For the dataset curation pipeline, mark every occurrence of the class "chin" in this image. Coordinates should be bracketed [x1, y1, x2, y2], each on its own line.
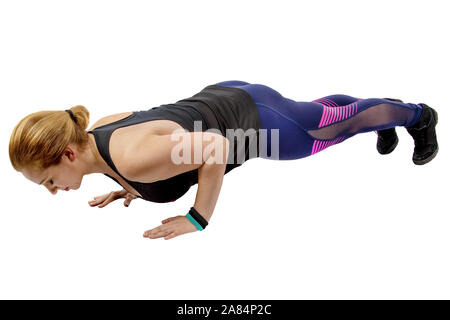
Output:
[75, 177, 83, 190]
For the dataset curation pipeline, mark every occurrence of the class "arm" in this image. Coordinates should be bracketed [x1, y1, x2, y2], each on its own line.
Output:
[192, 135, 229, 222]
[119, 130, 230, 239]
[151, 132, 230, 239]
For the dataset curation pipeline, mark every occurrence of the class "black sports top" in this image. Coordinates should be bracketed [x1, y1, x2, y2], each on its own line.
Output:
[87, 84, 261, 203]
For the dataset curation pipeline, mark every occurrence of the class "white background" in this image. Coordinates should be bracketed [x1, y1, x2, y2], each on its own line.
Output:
[1, 0, 448, 299]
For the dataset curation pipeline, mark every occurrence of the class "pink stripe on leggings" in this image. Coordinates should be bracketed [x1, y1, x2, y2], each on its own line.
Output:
[322, 98, 340, 108]
[316, 100, 359, 128]
[311, 136, 346, 155]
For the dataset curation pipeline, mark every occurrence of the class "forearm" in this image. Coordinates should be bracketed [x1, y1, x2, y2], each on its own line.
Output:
[193, 160, 227, 222]
[193, 137, 229, 222]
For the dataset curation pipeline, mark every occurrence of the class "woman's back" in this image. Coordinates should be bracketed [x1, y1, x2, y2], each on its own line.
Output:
[86, 84, 261, 203]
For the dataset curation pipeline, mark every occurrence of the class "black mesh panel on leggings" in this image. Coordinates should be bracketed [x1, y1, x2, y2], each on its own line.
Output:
[307, 102, 418, 140]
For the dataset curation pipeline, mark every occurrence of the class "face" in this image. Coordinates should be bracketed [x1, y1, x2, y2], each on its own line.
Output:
[21, 146, 84, 195]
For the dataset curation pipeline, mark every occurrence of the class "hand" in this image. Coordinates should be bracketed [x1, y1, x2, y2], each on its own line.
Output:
[88, 189, 137, 208]
[143, 215, 199, 240]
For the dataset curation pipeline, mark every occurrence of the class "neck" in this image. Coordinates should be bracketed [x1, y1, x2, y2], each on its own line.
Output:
[80, 133, 110, 175]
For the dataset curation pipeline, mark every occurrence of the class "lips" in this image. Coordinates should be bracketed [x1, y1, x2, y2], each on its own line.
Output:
[64, 187, 69, 191]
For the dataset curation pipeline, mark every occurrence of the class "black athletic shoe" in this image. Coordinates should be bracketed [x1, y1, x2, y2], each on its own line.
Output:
[377, 127, 399, 154]
[375, 98, 402, 155]
[406, 103, 439, 165]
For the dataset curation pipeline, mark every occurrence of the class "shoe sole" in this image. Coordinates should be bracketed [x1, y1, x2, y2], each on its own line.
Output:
[378, 137, 399, 155]
[412, 105, 439, 165]
[413, 145, 439, 165]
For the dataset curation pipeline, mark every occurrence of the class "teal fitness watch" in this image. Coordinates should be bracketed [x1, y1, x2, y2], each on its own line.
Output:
[186, 207, 208, 231]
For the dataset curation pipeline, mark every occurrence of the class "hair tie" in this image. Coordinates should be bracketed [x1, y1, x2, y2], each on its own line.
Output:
[65, 109, 78, 124]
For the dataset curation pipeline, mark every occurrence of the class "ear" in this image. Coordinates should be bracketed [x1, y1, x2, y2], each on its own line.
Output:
[62, 145, 76, 162]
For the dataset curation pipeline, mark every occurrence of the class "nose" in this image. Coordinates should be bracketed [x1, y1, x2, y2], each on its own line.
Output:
[44, 185, 58, 195]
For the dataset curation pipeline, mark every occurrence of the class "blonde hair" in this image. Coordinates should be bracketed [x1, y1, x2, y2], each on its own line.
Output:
[9, 105, 90, 171]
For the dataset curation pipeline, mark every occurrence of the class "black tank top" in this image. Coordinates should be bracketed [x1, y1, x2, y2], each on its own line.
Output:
[87, 84, 261, 203]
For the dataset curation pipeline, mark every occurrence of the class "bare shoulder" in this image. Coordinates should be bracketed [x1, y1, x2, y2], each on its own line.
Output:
[112, 133, 161, 182]
[117, 132, 228, 183]
[87, 112, 133, 131]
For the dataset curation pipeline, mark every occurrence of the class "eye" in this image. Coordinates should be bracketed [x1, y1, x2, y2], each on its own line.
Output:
[49, 179, 53, 185]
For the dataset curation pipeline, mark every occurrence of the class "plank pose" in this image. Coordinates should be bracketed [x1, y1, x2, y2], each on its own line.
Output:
[9, 80, 439, 239]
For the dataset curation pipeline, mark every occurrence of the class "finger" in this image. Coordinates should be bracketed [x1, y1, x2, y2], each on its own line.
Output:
[149, 227, 169, 238]
[124, 198, 132, 207]
[161, 217, 176, 224]
[97, 192, 118, 208]
[88, 193, 110, 206]
[89, 198, 104, 206]
[117, 189, 128, 197]
[164, 232, 177, 240]
[96, 193, 110, 201]
[88, 197, 101, 206]
[144, 226, 168, 238]
[143, 228, 158, 237]
[149, 230, 171, 239]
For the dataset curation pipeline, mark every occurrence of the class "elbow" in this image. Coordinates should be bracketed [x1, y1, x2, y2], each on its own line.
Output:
[205, 136, 229, 166]
[223, 137, 230, 164]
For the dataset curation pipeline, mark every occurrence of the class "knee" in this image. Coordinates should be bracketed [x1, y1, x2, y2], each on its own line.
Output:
[317, 94, 360, 106]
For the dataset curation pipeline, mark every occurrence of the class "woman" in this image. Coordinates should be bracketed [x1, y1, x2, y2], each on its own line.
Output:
[9, 80, 439, 240]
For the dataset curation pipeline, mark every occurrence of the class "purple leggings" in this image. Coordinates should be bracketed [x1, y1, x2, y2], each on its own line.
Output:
[215, 80, 422, 160]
